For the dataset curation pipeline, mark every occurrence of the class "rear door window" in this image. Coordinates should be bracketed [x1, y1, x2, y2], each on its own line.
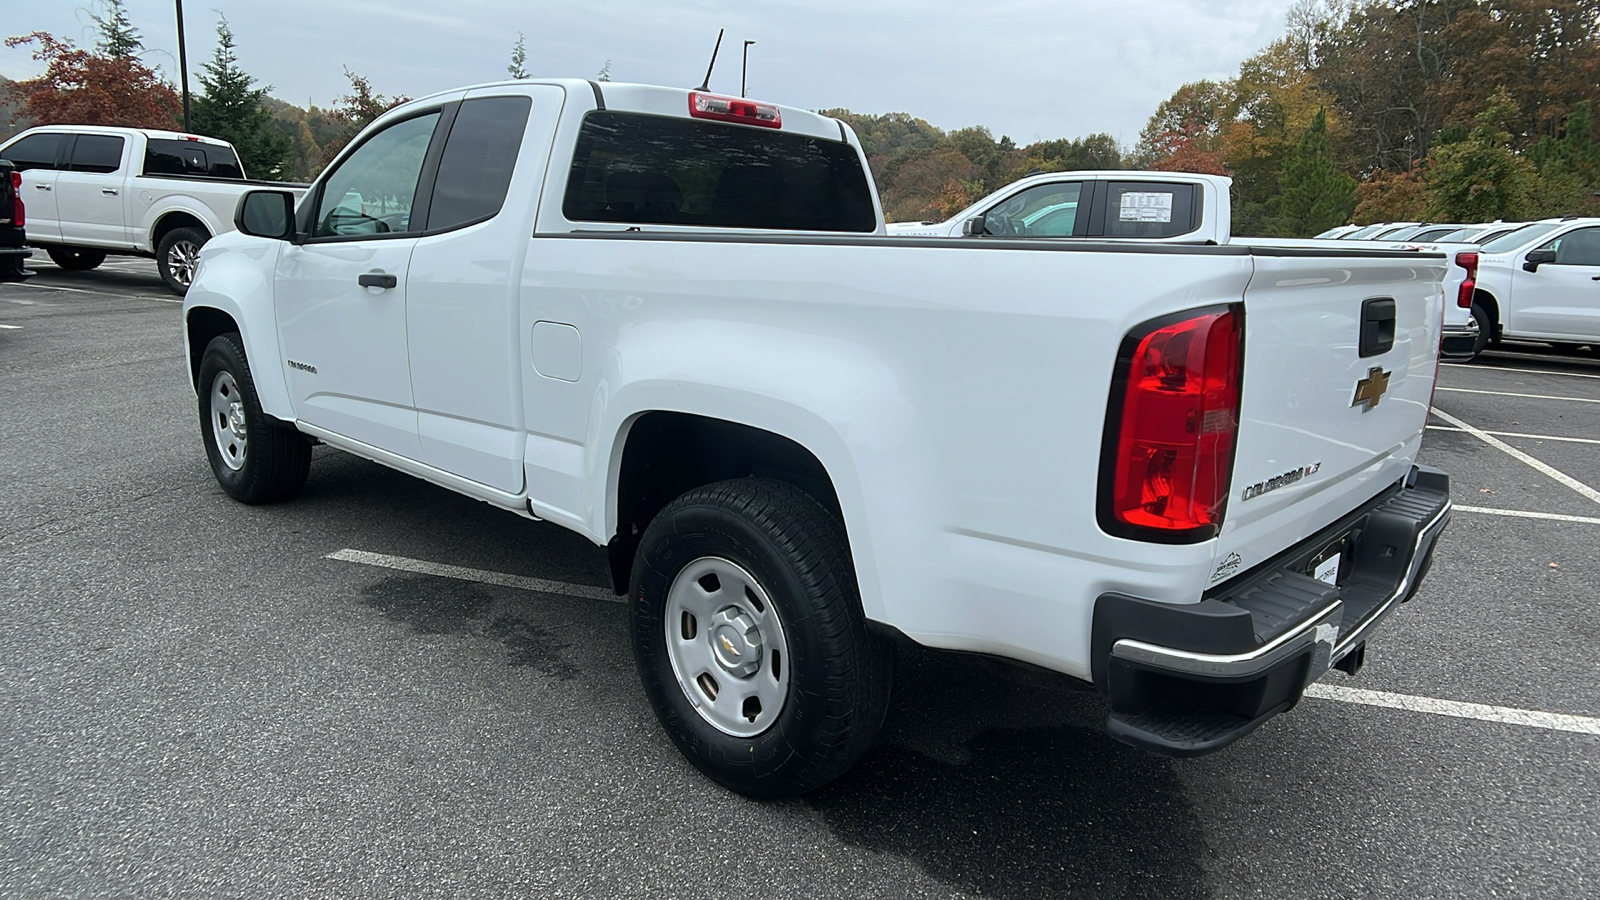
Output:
[426, 96, 532, 231]
[1097, 182, 1199, 238]
[1543, 227, 1600, 267]
[144, 139, 209, 176]
[1, 133, 67, 171]
[68, 134, 126, 173]
[562, 112, 876, 232]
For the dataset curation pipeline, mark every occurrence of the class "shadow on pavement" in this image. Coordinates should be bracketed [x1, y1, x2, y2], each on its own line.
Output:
[807, 648, 1210, 900]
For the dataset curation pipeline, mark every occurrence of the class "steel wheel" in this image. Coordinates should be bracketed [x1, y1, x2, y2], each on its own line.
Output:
[664, 555, 791, 738]
[209, 370, 248, 471]
[167, 239, 201, 287]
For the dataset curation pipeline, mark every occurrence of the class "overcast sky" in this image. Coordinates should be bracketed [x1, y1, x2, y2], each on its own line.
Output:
[1, 0, 1300, 147]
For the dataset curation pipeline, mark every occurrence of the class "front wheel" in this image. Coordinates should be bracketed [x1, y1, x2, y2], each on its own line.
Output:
[46, 246, 107, 270]
[631, 478, 892, 799]
[196, 333, 311, 503]
[158, 226, 208, 296]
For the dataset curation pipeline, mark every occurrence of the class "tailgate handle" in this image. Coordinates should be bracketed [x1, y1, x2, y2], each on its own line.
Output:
[1359, 298, 1396, 358]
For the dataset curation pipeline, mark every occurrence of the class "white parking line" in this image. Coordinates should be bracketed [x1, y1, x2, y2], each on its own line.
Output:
[325, 548, 620, 602]
[0, 323, 19, 329]
[8, 280, 97, 294]
[1455, 505, 1600, 525]
[1305, 685, 1600, 736]
[1442, 363, 1600, 380]
[1434, 387, 1600, 404]
[1429, 408, 1600, 505]
[1427, 425, 1600, 446]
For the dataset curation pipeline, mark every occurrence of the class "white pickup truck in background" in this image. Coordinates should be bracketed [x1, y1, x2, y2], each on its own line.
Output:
[0, 126, 308, 295]
[1464, 217, 1600, 357]
[890, 169, 1484, 359]
[184, 79, 1452, 798]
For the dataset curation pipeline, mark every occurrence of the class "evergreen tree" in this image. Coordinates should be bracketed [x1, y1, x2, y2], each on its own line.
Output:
[508, 34, 529, 79]
[1422, 89, 1532, 222]
[191, 16, 292, 179]
[91, 0, 143, 60]
[1271, 109, 1356, 236]
[597, 60, 612, 82]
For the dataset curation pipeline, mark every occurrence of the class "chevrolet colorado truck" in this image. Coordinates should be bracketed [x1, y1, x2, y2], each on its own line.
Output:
[0, 126, 307, 295]
[184, 79, 1453, 798]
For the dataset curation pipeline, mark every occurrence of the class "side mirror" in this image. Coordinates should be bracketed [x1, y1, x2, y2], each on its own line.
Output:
[1523, 248, 1556, 272]
[961, 214, 987, 236]
[235, 190, 297, 241]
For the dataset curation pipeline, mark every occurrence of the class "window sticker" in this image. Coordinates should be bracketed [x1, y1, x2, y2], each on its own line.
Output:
[1119, 191, 1174, 223]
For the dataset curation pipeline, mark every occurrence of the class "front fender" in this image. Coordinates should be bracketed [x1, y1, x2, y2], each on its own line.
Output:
[182, 233, 291, 419]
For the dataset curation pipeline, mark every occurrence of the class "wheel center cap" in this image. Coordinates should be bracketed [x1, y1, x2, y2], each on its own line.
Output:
[228, 403, 246, 438]
[710, 607, 762, 677]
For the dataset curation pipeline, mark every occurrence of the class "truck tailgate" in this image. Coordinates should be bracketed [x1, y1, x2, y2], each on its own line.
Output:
[1211, 250, 1447, 585]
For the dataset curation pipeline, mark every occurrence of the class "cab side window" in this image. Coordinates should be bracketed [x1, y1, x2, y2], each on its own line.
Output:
[982, 182, 1084, 236]
[68, 134, 126, 174]
[1101, 182, 1199, 238]
[1, 133, 66, 171]
[313, 111, 440, 238]
[426, 96, 531, 231]
[1540, 227, 1600, 267]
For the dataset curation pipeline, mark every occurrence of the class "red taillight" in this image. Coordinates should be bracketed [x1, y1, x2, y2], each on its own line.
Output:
[688, 92, 782, 129]
[9, 171, 21, 228]
[1455, 251, 1478, 309]
[1100, 307, 1243, 542]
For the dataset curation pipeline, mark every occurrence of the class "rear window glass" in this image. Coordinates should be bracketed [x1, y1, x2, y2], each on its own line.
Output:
[1482, 223, 1559, 254]
[427, 96, 532, 232]
[144, 139, 244, 178]
[1101, 182, 1198, 238]
[69, 134, 126, 173]
[1, 133, 66, 171]
[562, 111, 876, 232]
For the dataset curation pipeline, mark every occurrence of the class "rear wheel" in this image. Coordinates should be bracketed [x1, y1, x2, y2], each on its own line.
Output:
[158, 226, 208, 296]
[196, 332, 311, 504]
[46, 246, 107, 270]
[630, 478, 892, 798]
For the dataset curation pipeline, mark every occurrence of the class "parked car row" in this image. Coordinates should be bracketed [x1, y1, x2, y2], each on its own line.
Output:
[0, 126, 307, 295]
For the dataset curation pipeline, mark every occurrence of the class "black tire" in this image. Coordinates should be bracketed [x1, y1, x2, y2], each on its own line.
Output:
[1468, 302, 1493, 360]
[631, 477, 892, 799]
[196, 332, 311, 504]
[46, 246, 107, 270]
[157, 226, 209, 296]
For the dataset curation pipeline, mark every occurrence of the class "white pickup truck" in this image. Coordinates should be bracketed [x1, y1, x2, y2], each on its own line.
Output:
[0, 125, 308, 295]
[890, 169, 1484, 359]
[184, 79, 1453, 798]
[1465, 217, 1600, 357]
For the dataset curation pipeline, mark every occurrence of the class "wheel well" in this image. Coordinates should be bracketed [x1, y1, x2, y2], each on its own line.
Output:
[607, 412, 844, 594]
[151, 211, 210, 249]
[186, 306, 239, 388]
[1472, 288, 1500, 333]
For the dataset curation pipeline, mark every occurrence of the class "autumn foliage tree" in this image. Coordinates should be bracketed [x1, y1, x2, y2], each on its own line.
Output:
[320, 68, 411, 164]
[3, 32, 179, 129]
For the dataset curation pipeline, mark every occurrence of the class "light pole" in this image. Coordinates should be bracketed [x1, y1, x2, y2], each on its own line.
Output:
[175, 0, 192, 132]
[741, 40, 754, 97]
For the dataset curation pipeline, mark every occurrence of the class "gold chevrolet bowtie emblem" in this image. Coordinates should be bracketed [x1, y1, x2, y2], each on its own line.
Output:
[719, 635, 741, 657]
[1351, 366, 1391, 411]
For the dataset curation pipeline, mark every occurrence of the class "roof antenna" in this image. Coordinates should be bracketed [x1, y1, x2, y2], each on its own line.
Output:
[695, 28, 725, 92]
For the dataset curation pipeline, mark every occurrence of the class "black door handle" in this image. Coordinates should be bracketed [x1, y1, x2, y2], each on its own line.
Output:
[358, 273, 397, 289]
[1591, 275, 1599, 281]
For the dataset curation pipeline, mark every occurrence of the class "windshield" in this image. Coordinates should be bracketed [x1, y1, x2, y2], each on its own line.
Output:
[1339, 224, 1387, 239]
[1481, 223, 1560, 254]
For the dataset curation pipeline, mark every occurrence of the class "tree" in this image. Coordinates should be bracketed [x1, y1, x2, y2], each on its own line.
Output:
[508, 33, 529, 79]
[1422, 89, 1533, 221]
[90, 0, 142, 60]
[597, 60, 612, 82]
[1271, 108, 1357, 235]
[3, 32, 178, 128]
[192, 16, 292, 179]
[322, 69, 411, 164]
[1352, 168, 1428, 223]
[1134, 80, 1233, 173]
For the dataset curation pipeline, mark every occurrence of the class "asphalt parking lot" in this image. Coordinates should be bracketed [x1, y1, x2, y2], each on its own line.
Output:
[3, 256, 1596, 899]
